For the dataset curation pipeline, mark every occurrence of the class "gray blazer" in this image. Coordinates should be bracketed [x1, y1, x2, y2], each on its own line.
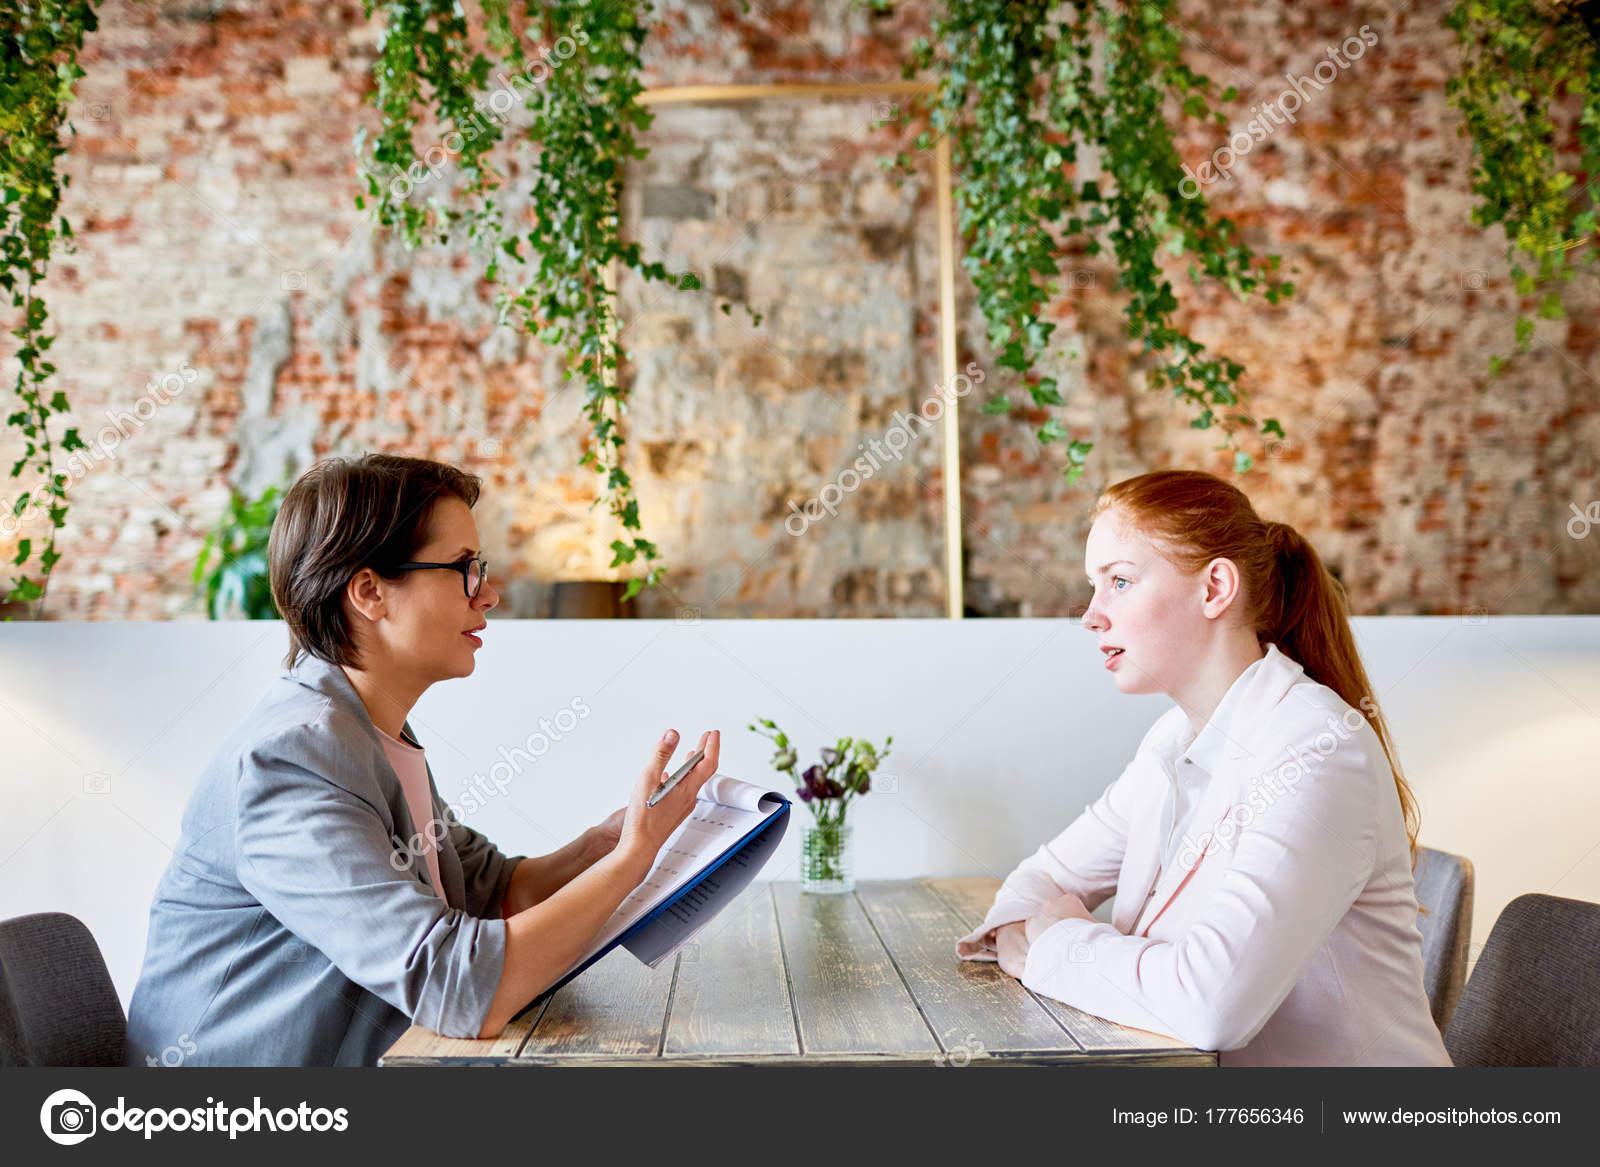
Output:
[125, 651, 525, 1066]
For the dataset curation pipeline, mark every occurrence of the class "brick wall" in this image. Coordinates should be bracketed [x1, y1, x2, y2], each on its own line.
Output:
[3, 0, 1596, 619]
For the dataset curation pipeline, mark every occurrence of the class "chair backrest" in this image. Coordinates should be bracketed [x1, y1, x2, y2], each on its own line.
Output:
[1412, 846, 1473, 1033]
[1445, 893, 1600, 1067]
[0, 913, 127, 1067]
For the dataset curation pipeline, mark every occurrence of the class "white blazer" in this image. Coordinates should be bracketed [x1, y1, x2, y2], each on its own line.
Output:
[956, 643, 1453, 1066]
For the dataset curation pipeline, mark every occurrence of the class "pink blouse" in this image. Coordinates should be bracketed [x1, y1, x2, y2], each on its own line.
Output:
[376, 725, 446, 902]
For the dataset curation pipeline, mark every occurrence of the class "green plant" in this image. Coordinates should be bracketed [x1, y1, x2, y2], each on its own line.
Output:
[895, 0, 1290, 478]
[2, 0, 96, 609]
[355, 0, 712, 600]
[358, 0, 1292, 592]
[192, 484, 283, 620]
[750, 717, 892, 826]
[1446, 0, 1599, 372]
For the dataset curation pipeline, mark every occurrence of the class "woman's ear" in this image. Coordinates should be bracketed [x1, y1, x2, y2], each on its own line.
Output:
[345, 567, 388, 623]
[1199, 557, 1242, 620]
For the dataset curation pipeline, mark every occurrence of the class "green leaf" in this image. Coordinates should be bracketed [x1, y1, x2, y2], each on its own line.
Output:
[1028, 378, 1063, 407]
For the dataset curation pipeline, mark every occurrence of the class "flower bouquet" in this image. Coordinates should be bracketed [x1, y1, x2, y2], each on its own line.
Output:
[750, 717, 892, 894]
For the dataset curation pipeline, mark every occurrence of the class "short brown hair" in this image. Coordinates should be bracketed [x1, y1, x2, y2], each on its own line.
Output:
[268, 453, 481, 670]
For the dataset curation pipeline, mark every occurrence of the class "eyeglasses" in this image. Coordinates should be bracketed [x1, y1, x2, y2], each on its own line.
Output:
[391, 555, 489, 599]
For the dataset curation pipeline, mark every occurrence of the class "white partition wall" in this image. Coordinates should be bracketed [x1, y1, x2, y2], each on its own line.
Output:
[3, 616, 1598, 1009]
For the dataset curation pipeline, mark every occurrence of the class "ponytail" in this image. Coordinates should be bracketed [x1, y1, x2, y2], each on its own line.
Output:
[1095, 471, 1421, 869]
[1264, 522, 1420, 869]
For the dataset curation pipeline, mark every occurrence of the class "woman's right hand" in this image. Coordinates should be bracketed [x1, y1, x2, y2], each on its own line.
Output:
[615, 729, 721, 870]
[995, 921, 1030, 979]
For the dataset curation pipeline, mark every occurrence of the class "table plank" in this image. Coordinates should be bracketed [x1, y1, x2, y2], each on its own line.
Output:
[926, 876, 1199, 1053]
[855, 880, 1079, 1058]
[518, 944, 677, 1059]
[382, 880, 1215, 1066]
[378, 1003, 543, 1065]
[663, 884, 799, 1057]
[772, 882, 938, 1056]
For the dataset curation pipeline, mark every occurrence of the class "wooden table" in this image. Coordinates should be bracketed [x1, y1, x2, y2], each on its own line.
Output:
[380, 877, 1217, 1067]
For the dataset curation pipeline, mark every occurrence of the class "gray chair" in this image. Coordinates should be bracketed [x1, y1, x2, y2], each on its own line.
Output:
[0, 912, 127, 1067]
[1413, 845, 1473, 1032]
[1444, 893, 1600, 1067]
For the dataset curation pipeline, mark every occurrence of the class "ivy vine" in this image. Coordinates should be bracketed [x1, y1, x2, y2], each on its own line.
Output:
[896, 0, 1289, 479]
[12, 3, 1591, 612]
[1446, 0, 1599, 372]
[356, 0, 704, 599]
[2, 0, 95, 609]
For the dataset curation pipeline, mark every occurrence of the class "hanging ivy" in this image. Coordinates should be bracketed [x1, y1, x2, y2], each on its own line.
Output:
[359, 0, 1292, 591]
[2, 0, 96, 610]
[356, 0, 703, 599]
[1446, 0, 1599, 373]
[896, 0, 1289, 479]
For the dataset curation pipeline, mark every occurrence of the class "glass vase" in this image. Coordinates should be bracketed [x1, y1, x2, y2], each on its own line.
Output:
[799, 818, 854, 894]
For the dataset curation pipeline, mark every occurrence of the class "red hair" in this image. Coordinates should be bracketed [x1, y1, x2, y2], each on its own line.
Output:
[1094, 469, 1420, 868]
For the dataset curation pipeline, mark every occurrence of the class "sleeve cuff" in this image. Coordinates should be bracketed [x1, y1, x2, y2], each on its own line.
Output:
[1019, 918, 1186, 1043]
[954, 898, 1039, 961]
[1020, 916, 1113, 983]
[413, 913, 511, 1039]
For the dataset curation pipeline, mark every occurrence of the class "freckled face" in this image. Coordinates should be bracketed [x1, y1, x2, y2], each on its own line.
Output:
[1081, 509, 1211, 698]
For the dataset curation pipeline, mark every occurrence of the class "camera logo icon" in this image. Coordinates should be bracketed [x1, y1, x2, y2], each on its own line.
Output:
[40, 1088, 97, 1145]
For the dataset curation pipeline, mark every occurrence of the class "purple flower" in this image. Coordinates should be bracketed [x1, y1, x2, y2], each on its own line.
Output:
[798, 764, 823, 801]
[820, 747, 840, 767]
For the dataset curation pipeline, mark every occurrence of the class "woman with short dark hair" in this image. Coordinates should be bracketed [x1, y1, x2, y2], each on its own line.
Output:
[126, 453, 719, 1066]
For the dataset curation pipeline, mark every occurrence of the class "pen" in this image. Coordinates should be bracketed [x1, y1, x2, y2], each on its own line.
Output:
[645, 745, 706, 808]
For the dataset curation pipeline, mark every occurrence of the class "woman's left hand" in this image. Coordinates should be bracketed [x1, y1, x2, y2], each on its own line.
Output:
[1024, 892, 1094, 944]
[584, 808, 626, 864]
[500, 810, 630, 919]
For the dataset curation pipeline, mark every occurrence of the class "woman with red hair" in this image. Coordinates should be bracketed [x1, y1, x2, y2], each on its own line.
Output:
[957, 468, 1451, 1066]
